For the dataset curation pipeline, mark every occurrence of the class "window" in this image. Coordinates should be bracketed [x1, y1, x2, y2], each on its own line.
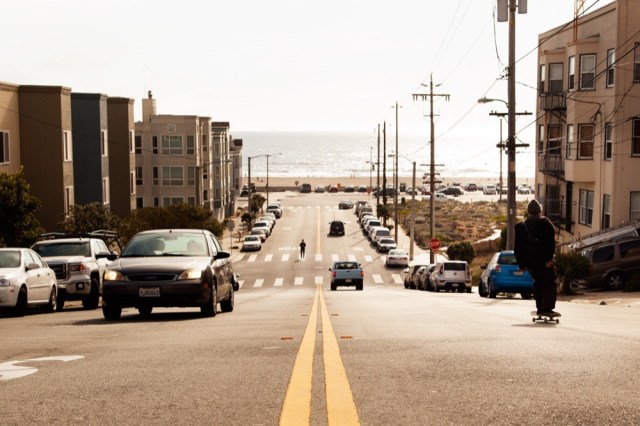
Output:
[580, 54, 596, 90]
[187, 197, 196, 205]
[632, 192, 640, 221]
[579, 189, 594, 226]
[153, 197, 159, 207]
[619, 239, 640, 258]
[602, 194, 611, 229]
[568, 56, 575, 90]
[549, 63, 563, 94]
[634, 43, 640, 83]
[604, 122, 612, 160]
[162, 166, 184, 186]
[566, 124, 574, 159]
[136, 197, 143, 208]
[161, 135, 183, 155]
[101, 131, 108, 157]
[592, 245, 614, 263]
[130, 171, 136, 195]
[152, 136, 158, 154]
[136, 166, 143, 186]
[203, 190, 208, 201]
[538, 125, 544, 154]
[606, 49, 615, 87]
[135, 135, 142, 154]
[129, 131, 135, 153]
[187, 166, 195, 186]
[547, 124, 562, 155]
[187, 135, 195, 155]
[539, 64, 546, 95]
[64, 186, 74, 215]
[162, 197, 183, 207]
[633, 119, 640, 156]
[167, 124, 176, 133]
[578, 124, 594, 159]
[0, 131, 9, 163]
[63, 131, 72, 161]
[153, 167, 159, 185]
[102, 178, 110, 204]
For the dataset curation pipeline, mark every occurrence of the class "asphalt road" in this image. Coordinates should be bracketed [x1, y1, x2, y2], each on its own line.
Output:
[2, 191, 640, 425]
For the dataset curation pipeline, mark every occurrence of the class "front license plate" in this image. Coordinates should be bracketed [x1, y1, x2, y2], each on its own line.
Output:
[139, 287, 160, 297]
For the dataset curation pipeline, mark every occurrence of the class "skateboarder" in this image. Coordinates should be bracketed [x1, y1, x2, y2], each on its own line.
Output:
[299, 239, 306, 259]
[514, 200, 560, 318]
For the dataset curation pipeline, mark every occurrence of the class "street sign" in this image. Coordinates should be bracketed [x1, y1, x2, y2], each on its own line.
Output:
[429, 238, 441, 250]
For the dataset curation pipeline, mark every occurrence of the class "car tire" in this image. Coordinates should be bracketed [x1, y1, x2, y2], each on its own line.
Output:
[604, 272, 624, 290]
[45, 287, 57, 313]
[478, 281, 488, 297]
[83, 277, 100, 310]
[356, 281, 363, 291]
[220, 284, 234, 313]
[201, 283, 217, 317]
[56, 294, 66, 311]
[102, 301, 122, 320]
[488, 281, 497, 298]
[521, 293, 533, 300]
[331, 283, 337, 291]
[404, 281, 409, 289]
[12, 286, 28, 317]
[138, 306, 153, 317]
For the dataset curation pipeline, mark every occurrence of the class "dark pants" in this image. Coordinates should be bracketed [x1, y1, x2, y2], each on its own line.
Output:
[528, 263, 557, 312]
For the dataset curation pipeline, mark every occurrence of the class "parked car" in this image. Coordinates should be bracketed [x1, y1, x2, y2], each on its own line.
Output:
[315, 185, 326, 193]
[517, 185, 532, 194]
[101, 229, 236, 320]
[416, 264, 436, 291]
[370, 227, 391, 244]
[31, 231, 117, 311]
[266, 203, 282, 218]
[465, 183, 478, 192]
[0, 248, 58, 316]
[345, 185, 355, 193]
[438, 186, 464, 197]
[385, 249, 408, 267]
[404, 263, 429, 289]
[355, 201, 369, 214]
[329, 261, 364, 291]
[250, 229, 267, 242]
[252, 221, 272, 237]
[429, 260, 472, 293]
[377, 238, 398, 253]
[483, 184, 497, 195]
[329, 220, 345, 236]
[241, 235, 262, 252]
[357, 186, 368, 193]
[328, 185, 339, 193]
[300, 183, 312, 193]
[339, 200, 354, 209]
[478, 251, 534, 299]
[581, 237, 640, 290]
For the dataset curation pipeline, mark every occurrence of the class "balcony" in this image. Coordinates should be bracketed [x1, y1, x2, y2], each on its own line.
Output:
[540, 93, 566, 111]
[544, 197, 572, 232]
[538, 154, 564, 178]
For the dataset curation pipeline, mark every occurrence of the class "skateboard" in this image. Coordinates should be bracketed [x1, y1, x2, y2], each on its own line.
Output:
[530, 311, 560, 324]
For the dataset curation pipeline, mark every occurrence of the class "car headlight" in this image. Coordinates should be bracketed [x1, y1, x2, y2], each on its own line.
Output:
[103, 270, 125, 281]
[0, 277, 10, 287]
[69, 263, 86, 273]
[178, 269, 202, 280]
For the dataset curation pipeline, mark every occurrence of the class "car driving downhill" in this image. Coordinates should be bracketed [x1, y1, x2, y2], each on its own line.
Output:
[329, 261, 364, 291]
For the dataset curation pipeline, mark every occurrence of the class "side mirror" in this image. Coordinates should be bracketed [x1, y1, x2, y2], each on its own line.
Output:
[215, 251, 231, 260]
[26, 262, 40, 271]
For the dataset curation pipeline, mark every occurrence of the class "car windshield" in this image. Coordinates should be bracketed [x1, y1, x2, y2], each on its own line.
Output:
[0, 250, 21, 268]
[335, 262, 358, 270]
[497, 254, 518, 265]
[388, 250, 404, 256]
[121, 232, 208, 257]
[33, 241, 91, 257]
[444, 262, 467, 271]
[245, 236, 259, 242]
[380, 239, 395, 244]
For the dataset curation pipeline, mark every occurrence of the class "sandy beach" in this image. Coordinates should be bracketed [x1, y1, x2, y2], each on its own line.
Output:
[244, 175, 536, 190]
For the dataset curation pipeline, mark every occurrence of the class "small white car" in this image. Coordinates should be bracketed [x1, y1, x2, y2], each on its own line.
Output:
[0, 248, 58, 316]
[241, 235, 262, 252]
[252, 221, 272, 237]
[385, 249, 409, 267]
[377, 238, 397, 253]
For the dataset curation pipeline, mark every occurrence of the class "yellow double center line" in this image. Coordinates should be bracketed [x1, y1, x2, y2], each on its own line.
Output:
[280, 285, 360, 426]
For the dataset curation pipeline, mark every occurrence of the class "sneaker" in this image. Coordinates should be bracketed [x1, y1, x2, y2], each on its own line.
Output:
[548, 310, 561, 318]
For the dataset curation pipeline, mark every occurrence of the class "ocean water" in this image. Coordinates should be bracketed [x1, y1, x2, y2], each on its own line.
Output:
[234, 131, 535, 179]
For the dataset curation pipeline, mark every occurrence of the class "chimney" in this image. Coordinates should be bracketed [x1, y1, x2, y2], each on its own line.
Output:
[142, 90, 157, 122]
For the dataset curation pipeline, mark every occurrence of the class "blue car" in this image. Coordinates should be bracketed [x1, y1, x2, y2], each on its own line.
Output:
[479, 251, 534, 299]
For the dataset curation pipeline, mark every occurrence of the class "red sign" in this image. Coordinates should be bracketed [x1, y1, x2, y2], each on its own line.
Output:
[429, 238, 441, 250]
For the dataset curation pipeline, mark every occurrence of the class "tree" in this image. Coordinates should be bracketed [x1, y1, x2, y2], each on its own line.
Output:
[554, 250, 591, 295]
[58, 202, 121, 234]
[0, 170, 43, 247]
[249, 193, 266, 218]
[377, 204, 390, 227]
[447, 241, 476, 264]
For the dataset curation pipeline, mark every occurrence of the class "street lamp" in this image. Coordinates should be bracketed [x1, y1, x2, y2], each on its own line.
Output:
[478, 97, 508, 202]
[265, 153, 281, 207]
[247, 153, 280, 214]
[395, 154, 417, 260]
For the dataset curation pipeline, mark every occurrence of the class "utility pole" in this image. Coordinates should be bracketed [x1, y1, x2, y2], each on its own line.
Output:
[376, 124, 380, 206]
[392, 101, 402, 242]
[413, 74, 450, 263]
[410, 161, 416, 261]
[383, 121, 387, 207]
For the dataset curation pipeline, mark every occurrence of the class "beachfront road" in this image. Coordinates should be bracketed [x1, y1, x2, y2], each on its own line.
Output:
[2, 192, 640, 425]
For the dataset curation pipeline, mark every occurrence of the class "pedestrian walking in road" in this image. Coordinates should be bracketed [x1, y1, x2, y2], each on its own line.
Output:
[299, 239, 306, 259]
[514, 200, 559, 317]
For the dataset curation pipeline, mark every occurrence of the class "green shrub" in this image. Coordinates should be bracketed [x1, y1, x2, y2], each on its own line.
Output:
[446, 240, 476, 264]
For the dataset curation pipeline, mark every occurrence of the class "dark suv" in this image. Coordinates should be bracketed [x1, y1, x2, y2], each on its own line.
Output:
[438, 186, 464, 197]
[329, 220, 345, 236]
[581, 237, 640, 290]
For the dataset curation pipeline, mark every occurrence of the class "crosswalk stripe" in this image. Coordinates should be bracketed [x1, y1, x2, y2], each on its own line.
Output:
[248, 254, 257, 262]
[253, 279, 264, 288]
[238, 279, 245, 289]
[315, 253, 322, 261]
[315, 276, 323, 284]
[372, 274, 383, 283]
[274, 278, 284, 287]
[282, 254, 290, 262]
[348, 254, 356, 262]
[332, 254, 339, 262]
[294, 277, 303, 285]
[233, 254, 245, 262]
[392, 274, 403, 284]
[265, 254, 273, 262]
[364, 255, 373, 263]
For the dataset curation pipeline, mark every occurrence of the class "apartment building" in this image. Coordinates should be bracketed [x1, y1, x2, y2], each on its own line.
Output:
[134, 93, 237, 220]
[0, 82, 21, 175]
[536, 0, 640, 245]
[19, 85, 74, 232]
[107, 97, 136, 216]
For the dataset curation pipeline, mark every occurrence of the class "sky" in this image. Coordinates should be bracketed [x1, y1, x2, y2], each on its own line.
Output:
[3, 0, 614, 147]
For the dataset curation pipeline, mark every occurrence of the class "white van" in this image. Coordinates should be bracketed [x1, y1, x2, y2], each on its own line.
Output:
[429, 260, 471, 293]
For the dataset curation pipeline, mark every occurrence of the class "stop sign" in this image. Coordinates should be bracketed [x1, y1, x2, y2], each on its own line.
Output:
[429, 238, 441, 250]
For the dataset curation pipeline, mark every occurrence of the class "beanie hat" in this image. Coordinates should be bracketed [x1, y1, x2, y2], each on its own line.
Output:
[527, 199, 542, 216]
